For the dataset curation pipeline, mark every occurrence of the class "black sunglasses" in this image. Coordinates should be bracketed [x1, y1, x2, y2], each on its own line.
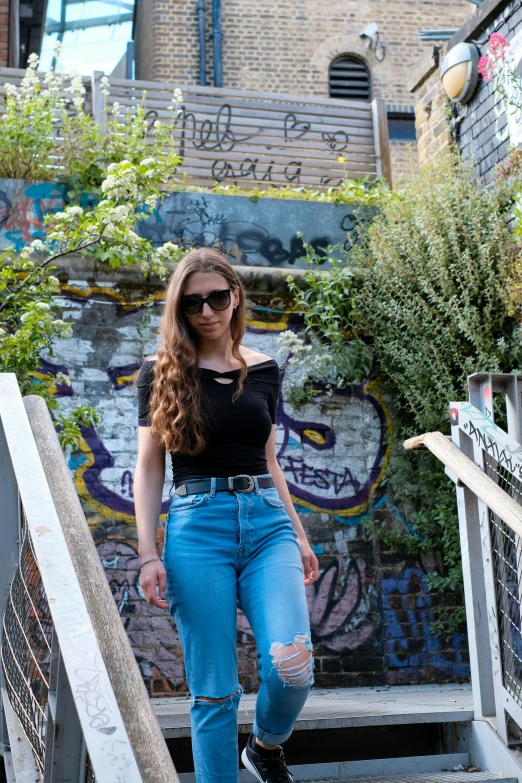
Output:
[181, 288, 233, 315]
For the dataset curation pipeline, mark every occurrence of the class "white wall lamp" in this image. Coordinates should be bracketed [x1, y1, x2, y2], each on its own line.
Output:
[440, 42, 480, 103]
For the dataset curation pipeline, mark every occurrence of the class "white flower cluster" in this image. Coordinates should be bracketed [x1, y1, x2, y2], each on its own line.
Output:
[20, 301, 52, 322]
[167, 87, 184, 115]
[68, 74, 86, 112]
[101, 161, 139, 201]
[55, 371, 71, 386]
[100, 75, 110, 97]
[277, 329, 341, 390]
[155, 241, 180, 258]
[4, 41, 66, 106]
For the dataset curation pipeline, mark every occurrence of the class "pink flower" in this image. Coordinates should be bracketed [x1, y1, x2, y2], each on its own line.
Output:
[489, 32, 510, 61]
[478, 55, 495, 81]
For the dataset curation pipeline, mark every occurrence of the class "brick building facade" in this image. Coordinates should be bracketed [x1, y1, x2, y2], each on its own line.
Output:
[134, 0, 473, 184]
[411, 0, 522, 182]
[0, 0, 9, 67]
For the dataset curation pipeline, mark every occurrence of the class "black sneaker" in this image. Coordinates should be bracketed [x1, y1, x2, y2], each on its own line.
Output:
[241, 732, 294, 783]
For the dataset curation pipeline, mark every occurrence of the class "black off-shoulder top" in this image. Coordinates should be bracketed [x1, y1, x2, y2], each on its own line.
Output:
[136, 358, 281, 482]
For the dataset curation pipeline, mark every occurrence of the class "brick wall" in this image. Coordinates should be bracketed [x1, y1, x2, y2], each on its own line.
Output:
[0, 0, 9, 67]
[411, 48, 452, 169]
[458, 1, 522, 182]
[389, 140, 418, 184]
[411, 1, 522, 181]
[135, 0, 472, 185]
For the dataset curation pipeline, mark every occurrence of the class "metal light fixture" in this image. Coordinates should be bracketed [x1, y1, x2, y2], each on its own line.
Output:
[440, 42, 480, 103]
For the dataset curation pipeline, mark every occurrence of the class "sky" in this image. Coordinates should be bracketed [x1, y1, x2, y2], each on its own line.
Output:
[39, 0, 134, 76]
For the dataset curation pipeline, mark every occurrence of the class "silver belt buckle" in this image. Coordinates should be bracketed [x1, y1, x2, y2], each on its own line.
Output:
[228, 474, 255, 493]
[174, 484, 187, 496]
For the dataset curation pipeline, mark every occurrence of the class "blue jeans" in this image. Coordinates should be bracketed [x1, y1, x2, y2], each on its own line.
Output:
[163, 472, 314, 783]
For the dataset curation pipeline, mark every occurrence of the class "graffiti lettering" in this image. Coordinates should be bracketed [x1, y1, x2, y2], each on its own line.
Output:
[180, 103, 256, 155]
[260, 234, 329, 266]
[284, 113, 311, 141]
[211, 157, 302, 184]
[321, 130, 349, 152]
[468, 420, 516, 473]
[283, 456, 362, 496]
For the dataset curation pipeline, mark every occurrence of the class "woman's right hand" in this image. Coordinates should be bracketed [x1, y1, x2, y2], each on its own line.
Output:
[140, 559, 169, 610]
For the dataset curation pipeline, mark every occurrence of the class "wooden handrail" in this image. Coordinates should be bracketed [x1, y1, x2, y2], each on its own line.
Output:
[23, 394, 178, 783]
[404, 430, 522, 540]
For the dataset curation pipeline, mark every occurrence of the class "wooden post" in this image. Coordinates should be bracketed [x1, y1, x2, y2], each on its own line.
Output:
[371, 97, 392, 187]
[23, 395, 178, 783]
[91, 70, 107, 134]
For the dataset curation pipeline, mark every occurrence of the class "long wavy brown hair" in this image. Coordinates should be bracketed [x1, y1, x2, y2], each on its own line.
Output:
[146, 248, 247, 455]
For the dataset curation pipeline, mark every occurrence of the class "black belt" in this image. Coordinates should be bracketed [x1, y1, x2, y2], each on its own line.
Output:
[173, 474, 274, 496]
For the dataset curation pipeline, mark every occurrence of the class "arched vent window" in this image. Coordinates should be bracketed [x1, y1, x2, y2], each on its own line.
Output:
[329, 56, 371, 102]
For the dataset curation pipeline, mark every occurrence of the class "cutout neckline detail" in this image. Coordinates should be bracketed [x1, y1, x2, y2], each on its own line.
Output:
[198, 358, 275, 377]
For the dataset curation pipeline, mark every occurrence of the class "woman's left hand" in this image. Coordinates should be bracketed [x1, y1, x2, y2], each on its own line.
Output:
[298, 536, 319, 585]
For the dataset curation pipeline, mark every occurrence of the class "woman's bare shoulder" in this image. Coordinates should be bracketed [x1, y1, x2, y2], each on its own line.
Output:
[240, 347, 273, 365]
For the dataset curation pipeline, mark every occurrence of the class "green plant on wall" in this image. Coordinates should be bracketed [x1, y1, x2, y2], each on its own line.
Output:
[277, 238, 372, 407]
[281, 147, 521, 634]
[180, 175, 388, 206]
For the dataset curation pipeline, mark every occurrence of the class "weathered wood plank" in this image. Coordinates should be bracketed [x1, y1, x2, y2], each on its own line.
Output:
[404, 431, 522, 540]
[109, 102, 375, 135]
[107, 75, 375, 112]
[371, 97, 392, 186]
[23, 394, 178, 782]
[107, 88, 373, 122]
[152, 684, 473, 739]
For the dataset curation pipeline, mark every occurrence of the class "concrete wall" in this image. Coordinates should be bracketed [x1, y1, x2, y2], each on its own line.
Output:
[0, 178, 373, 268]
[134, 0, 473, 186]
[2, 178, 470, 695]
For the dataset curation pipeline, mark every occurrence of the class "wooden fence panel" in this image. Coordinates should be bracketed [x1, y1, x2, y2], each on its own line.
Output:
[0, 68, 390, 190]
[102, 75, 381, 189]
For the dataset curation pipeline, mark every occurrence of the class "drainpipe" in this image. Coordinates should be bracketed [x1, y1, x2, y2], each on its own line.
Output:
[212, 0, 223, 87]
[197, 0, 207, 86]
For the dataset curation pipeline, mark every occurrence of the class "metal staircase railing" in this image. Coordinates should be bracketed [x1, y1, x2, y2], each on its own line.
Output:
[0, 373, 178, 783]
[405, 372, 522, 750]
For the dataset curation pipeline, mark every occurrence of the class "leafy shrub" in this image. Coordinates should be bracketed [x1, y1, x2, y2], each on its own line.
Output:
[281, 146, 521, 633]
[352, 147, 519, 434]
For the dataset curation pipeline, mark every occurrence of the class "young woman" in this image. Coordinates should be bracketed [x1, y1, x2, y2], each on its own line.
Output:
[134, 248, 318, 783]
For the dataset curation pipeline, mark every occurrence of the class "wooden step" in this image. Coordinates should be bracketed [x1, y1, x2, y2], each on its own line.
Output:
[309, 774, 517, 783]
[153, 684, 474, 739]
[177, 766, 516, 783]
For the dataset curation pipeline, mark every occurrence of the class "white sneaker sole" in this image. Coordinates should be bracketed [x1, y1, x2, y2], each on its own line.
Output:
[241, 747, 266, 782]
[240, 746, 294, 783]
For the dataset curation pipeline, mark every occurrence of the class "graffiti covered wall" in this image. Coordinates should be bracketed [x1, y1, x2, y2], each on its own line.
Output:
[34, 259, 470, 696]
[2, 176, 469, 693]
[0, 178, 372, 267]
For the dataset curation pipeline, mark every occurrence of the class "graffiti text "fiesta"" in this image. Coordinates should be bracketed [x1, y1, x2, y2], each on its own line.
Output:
[283, 457, 362, 495]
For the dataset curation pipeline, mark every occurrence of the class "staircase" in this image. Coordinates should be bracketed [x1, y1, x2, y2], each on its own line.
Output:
[153, 683, 522, 782]
[3, 371, 522, 782]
